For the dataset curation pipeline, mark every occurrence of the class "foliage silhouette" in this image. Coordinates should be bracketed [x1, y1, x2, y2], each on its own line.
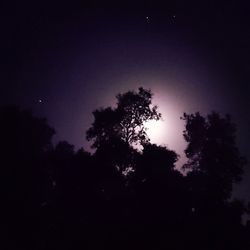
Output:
[182, 112, 246, 201]
[0, 106, 55, 249]
[1, 95, 249, 250]
[86, 87, 161, 148]
[182, 111, 248, 249]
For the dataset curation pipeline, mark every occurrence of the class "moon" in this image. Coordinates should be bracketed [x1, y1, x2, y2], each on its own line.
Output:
[144, 119, 167, 144]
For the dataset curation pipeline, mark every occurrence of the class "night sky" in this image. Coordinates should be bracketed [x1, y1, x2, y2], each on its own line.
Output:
[1, 1, 250, 200]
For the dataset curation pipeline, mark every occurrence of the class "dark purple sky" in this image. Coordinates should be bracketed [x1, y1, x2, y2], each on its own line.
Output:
[1, 1, 250, 200]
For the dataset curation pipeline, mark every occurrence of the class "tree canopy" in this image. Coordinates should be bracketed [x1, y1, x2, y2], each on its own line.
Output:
[182, 112, 246, 201]
[1, 95, 249, 250]
[86, 87, 161, 148]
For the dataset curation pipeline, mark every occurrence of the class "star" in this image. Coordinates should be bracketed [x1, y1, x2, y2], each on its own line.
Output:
[52, 181, 56, 187]
[38, 99, 42, 103]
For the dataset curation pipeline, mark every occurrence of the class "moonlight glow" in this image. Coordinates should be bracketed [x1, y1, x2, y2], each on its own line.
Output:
[144, 119, 166, 143]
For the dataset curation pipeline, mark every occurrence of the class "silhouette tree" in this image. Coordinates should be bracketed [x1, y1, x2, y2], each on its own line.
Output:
[2, 99, 249, 250]
[181, 112, 247, 249]
[86, 87, 161, 148]
[182, 112, 246, 202]
[0, 106, 55, 249]
[133, 143, 179, 188]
